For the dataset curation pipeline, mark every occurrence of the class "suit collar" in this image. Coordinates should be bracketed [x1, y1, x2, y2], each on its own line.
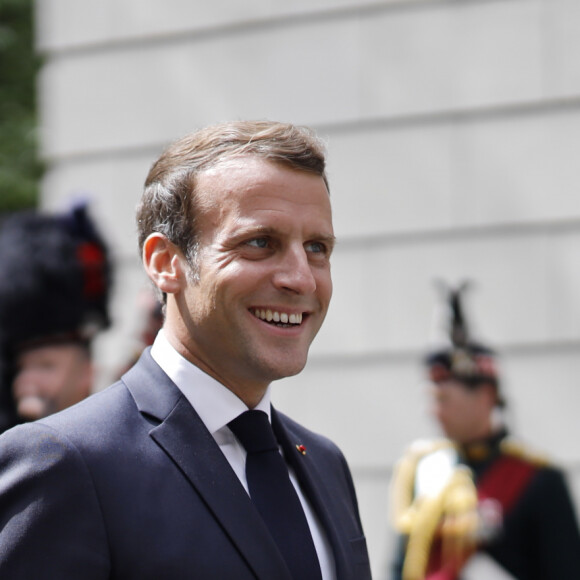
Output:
[123, 352, 359, 579]
[122, 351, 293, 580]
[122, 347, 181, 420]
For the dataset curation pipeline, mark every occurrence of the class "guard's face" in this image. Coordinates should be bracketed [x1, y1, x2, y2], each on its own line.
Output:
[12, 343, 93, 420]
[174, 157, 334, 401]
[430, 379, 493, 444]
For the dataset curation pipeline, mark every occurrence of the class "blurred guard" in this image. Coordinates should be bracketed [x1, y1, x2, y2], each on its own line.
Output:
[0, 203, 112, 430]
[389, 282, 580, 580]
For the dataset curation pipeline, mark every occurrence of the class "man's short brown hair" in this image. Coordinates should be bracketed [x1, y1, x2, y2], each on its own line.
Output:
[136, 120, 328, 268]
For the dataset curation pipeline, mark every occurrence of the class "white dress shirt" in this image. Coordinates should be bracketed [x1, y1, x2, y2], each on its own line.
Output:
[150, 330, 336, 579]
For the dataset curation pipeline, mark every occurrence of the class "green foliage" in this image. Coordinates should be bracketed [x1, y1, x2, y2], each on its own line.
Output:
[0, 0, 42, 213]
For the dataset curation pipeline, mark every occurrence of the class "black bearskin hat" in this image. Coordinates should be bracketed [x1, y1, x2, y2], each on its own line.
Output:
[0, 203, 112, 350]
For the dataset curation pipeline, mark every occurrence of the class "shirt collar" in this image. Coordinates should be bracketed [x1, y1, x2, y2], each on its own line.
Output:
[150, 329, 272, 436]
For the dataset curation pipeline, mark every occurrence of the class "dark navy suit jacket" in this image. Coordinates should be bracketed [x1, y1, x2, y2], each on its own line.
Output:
[0, 349, 371, 579]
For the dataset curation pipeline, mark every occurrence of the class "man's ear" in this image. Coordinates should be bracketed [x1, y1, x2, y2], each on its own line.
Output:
[142, 233, 185, 295]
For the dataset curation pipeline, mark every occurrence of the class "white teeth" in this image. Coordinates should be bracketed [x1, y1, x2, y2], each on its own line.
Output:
[253, 310, 302, 325]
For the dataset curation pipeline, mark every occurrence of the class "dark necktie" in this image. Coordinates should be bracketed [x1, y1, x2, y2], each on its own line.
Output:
[228, 410, 323, 580]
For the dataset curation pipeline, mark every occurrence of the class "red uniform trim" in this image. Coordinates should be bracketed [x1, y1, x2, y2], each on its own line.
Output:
[425, 455, 538, 580]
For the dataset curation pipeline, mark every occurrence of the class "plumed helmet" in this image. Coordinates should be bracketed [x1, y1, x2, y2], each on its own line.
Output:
[425, 281, 502, 402]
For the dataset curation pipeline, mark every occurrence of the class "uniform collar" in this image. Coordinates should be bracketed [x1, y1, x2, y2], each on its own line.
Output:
[459, 428, 508, 465]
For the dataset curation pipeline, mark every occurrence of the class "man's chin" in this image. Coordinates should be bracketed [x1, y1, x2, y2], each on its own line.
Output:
[267, 356, 308, 381]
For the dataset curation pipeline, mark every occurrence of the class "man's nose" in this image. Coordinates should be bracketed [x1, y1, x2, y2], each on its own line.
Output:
[273, 246, 317, 295]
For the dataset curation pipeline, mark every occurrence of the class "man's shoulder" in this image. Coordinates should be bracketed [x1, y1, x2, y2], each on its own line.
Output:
[0, 380, 133, 450]
[498, 438, 572, 501]
[499, 436, 552, 469]
[397, 437, 455, 466]
[51, 378, 132, 420]
[35, 349, 172, 439]
[391, 438, 458, 498]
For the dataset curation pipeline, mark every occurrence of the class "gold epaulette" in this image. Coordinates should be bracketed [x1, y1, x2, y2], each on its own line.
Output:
[500, 437, 551, 468]
[389, 438, 455, 533]
[390, 439, 479, 580]
[402, 466, 478, 580]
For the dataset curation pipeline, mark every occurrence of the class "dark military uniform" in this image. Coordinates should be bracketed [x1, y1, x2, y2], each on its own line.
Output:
[390, 430, 580, 579]
[390, 283, 580, 579]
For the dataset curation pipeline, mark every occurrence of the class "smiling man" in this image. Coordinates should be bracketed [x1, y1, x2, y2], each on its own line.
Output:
[0, 120, 371, 580]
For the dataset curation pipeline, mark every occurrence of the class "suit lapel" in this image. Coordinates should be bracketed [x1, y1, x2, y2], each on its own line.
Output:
[122, 351, 292, 580]
[272, 408, 355, 580]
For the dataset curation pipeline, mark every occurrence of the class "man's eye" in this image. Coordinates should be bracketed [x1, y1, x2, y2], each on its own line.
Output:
[246, 238, 269, 249]
[306, 241, 327, 254]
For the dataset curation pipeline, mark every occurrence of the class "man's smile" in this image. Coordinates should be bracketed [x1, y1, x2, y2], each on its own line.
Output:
[251, 308, 305, 326]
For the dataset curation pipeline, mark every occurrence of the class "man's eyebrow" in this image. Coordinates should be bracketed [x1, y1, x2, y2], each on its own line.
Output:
[231, 225, 275, 238]
[265, 226, 336, 246]
[231, 224, 336, 247]
[237, 225, 335, 239]
[315, 233, 337, 248]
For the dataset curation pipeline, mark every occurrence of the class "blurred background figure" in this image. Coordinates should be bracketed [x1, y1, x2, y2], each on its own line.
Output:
[0, 202, 113, 431]
[114, 285, 164, 379]
[389, 282, 580, 580]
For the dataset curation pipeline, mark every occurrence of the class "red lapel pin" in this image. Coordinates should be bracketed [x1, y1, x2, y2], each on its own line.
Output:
[296, 444, 307, 455]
